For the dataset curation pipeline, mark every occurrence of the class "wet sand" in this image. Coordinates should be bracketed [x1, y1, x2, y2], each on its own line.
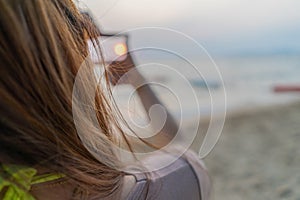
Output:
[200, 102, 300, 199]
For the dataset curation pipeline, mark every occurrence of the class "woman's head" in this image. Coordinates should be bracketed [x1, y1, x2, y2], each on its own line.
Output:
[0, 0, 125, 198]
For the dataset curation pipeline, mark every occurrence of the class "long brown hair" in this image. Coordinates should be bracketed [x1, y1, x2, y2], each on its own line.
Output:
[0, 0, 131, 198]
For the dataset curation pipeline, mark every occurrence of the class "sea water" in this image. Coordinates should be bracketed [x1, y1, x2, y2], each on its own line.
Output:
[93, 54, 300, 129]
[110, 54, 300, 124]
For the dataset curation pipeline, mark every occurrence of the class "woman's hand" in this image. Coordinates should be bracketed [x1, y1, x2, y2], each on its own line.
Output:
[107, 53, 179, 147]
[107, 53, 143, 86]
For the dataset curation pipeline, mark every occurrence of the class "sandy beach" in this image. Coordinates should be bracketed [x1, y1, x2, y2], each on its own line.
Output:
[197, 101, 300, 200]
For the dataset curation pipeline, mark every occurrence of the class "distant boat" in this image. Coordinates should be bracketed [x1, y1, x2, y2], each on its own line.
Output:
[190, 79, 220, 89]
[273, 85, 300, 93]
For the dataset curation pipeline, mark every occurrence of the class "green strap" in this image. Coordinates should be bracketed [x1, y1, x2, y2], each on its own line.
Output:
[0, 164, 65, 200]
[31, 173, 65, 185]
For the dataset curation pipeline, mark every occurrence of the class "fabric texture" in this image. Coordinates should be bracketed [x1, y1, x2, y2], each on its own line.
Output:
[0, 150, 210, 200]
[0, 164, 64, 200]
[123, 150, 211, 200]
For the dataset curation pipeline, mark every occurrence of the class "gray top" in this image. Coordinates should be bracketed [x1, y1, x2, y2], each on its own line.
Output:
[122, 150, 211, 200]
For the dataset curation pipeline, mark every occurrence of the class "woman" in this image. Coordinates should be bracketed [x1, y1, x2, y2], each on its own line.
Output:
[0, 0, 210, 199]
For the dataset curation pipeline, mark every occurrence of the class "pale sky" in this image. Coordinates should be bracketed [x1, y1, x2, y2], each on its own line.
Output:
[77, 0, 300, 56]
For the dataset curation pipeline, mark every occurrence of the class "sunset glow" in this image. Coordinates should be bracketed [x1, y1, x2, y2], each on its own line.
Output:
[114, 43, 127, 56]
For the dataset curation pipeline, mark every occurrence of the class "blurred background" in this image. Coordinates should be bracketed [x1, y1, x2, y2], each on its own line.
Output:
[78, 0, 300, 199]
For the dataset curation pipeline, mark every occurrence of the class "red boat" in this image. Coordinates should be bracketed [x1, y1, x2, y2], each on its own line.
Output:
[273, 85, 300, 93]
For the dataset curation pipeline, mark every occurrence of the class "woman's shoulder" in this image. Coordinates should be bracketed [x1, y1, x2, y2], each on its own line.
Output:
[122, 150, 211, 200]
